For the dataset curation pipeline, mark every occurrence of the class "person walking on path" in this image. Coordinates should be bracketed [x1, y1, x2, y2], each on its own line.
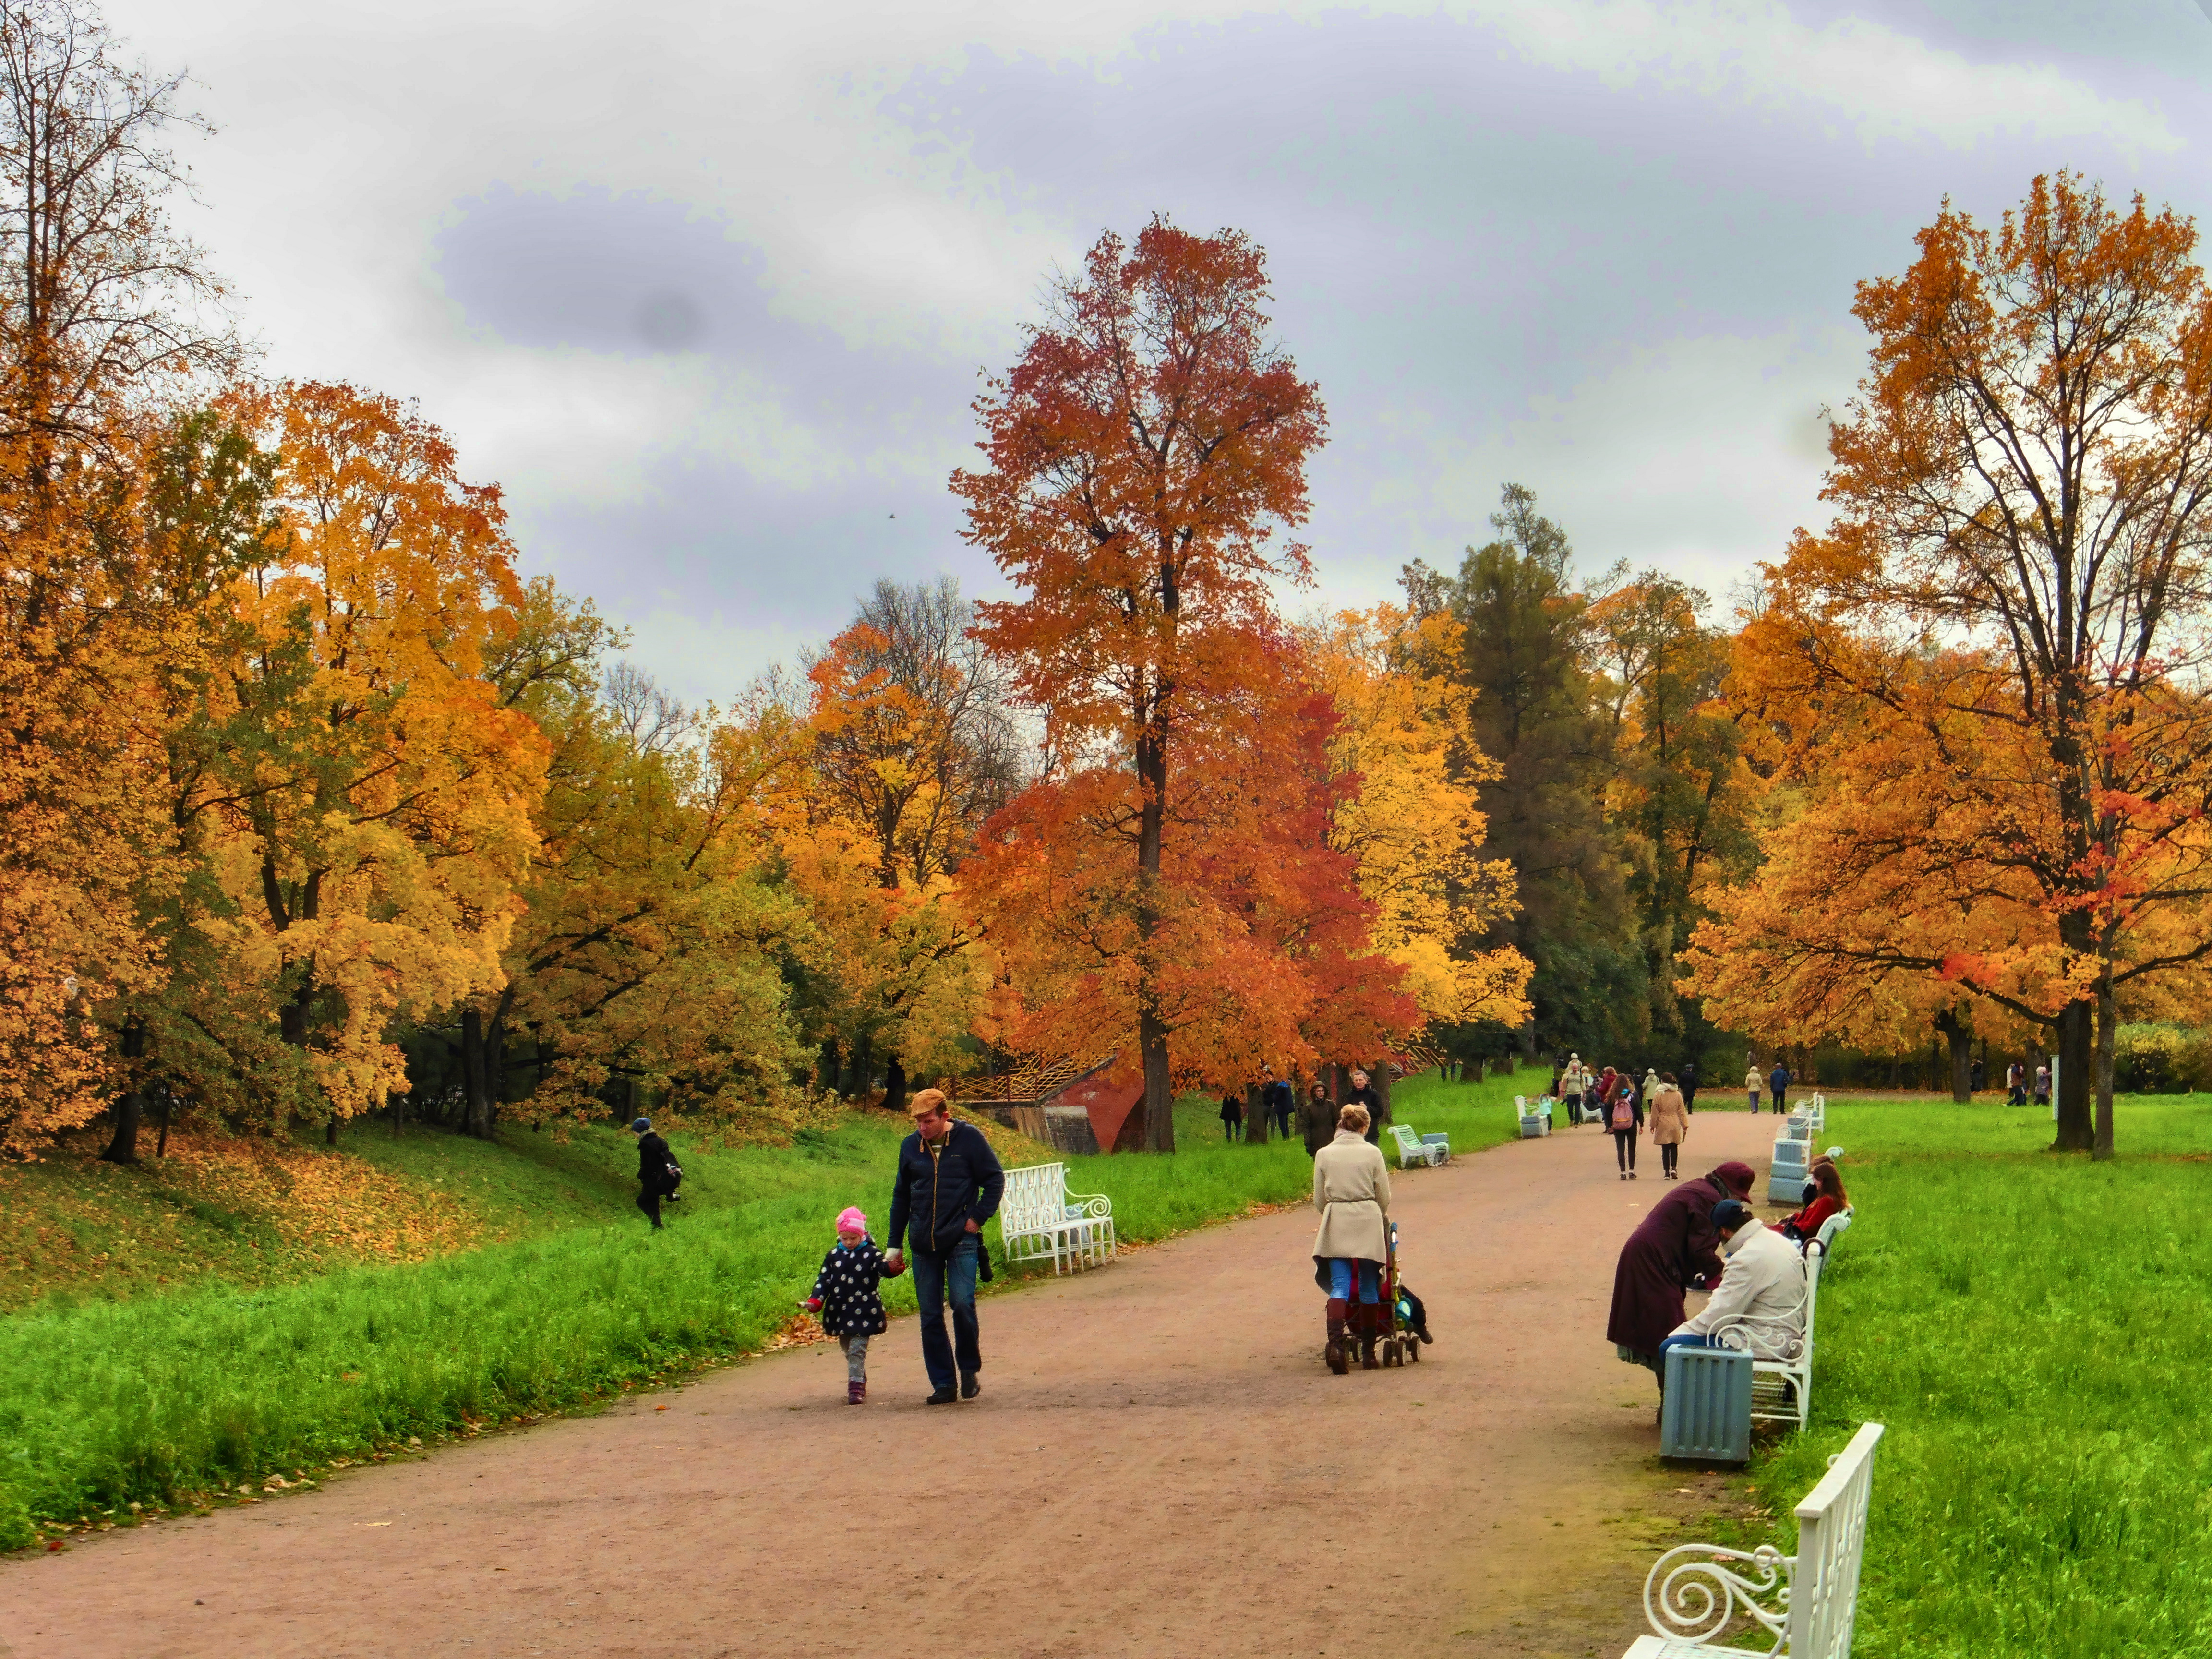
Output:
[1218, 1090, 1245, 1143]
[883, 1089, 1005, 1406]
[1606, 1160, 1758, 1404]
[1560, 1054, 1588, 1124]
[1679, 1061, 1698, 1115]
[1646, 1074, 1689, 1180]
[1343, 1067, 1387, 1145]
[2007, 1061, 2027, 1106]
[1768, 1060, 1791, 1118]
[1312, 1102, 1393, 1375]
[2033, 1063, 2051, 1108]
[1300, 1079, 1336, 1156]
[1744, 1060, 1763, 1113]
[1607, 1072, 1644, 1179]
[805, 1206, 888, 1404]
[631, 1117, 677, 1229]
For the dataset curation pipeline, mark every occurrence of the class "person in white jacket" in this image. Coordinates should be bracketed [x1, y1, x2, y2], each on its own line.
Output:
[1659, 1200, 1806, 1363]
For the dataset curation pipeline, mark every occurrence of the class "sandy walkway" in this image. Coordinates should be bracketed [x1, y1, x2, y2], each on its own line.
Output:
[0, 1109, 1781, 1659]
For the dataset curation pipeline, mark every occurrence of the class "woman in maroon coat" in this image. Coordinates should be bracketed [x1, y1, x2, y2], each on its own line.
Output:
[1607, 1161, 1757, 1387]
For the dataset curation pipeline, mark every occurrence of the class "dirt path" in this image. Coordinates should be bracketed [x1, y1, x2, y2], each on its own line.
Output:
[0, 1109, 1782, 1659]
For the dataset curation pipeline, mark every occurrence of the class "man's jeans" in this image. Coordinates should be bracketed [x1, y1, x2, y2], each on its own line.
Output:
[910, 1234, 981, 1391]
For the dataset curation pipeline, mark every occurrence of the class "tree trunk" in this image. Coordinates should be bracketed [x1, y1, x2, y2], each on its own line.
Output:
[852, 1031, 873, 1104]
[325, 1115, 338, 1146]
[2055, 998, 2093, 1151]
[1938, 1014, 1972, 1104]
[883, 1054, 909, 1117]
[818, 1037, 840, 1095]
[1372, 1061, 1393, 1132]
[1135, 710, 1175, 1153]
[1244, 1082, 1268, 1145]
[461, 1007, 494, 1139]
[156, 1087, 171, 1158]
[2093, 973, 2117, 1162]
[99, 1020, 148, 1165]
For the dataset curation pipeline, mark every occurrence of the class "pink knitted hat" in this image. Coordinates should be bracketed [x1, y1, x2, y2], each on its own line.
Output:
[836, 1206, 867, 1235]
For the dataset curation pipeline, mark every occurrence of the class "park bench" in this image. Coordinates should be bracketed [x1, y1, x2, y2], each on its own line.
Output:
[1389, 1124, 1449, 1167]
[1621, 1420, 1883, 1658]
[997, 1162, 1116, 1275]
[1514, 1095, 1551, 1138]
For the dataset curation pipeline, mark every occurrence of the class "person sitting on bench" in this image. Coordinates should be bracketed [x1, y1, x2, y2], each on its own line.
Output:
[1659, 1198, 1806, 1363]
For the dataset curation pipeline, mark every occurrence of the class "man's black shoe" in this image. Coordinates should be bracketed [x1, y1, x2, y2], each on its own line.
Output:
[925, 1386, 958, 1405]
[960, 1373, 980, 1400]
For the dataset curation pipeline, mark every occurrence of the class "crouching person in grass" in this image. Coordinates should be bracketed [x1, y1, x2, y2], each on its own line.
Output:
[883, 1089, 1004, 1406]
[806, 1206, 889, 1404]
[1658, 1198, 1807, 1370]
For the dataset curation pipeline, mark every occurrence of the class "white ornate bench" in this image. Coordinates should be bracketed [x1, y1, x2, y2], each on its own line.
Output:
[1622, 1420, 1883, 1657]
[998, 1162, 1116, 1275]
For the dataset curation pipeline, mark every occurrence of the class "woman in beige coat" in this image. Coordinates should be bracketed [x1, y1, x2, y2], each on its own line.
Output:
[1647, 1073, 1690, 1181]
[1312, 1104, 1392, 1373]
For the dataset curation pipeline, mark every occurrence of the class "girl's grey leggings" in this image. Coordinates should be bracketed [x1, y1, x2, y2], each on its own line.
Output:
[837, 1332, 870, 1382]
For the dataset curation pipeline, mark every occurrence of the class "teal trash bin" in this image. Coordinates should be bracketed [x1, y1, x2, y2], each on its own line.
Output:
[1660, 1343, 1754, 1463]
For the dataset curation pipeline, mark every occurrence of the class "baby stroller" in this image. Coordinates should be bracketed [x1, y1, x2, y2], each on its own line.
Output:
[1371, 1220, 1422, 1367]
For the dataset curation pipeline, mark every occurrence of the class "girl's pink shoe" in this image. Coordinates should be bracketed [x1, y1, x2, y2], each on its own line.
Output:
[847, 1381, 866, 1405]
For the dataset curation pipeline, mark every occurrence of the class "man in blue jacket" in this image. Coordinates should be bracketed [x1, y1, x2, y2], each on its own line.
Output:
[884, 1089, 1005, 1405]
[1768, 1061, 1791, 1118]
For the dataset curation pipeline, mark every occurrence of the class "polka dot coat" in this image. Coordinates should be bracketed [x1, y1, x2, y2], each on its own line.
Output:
[809, 1238, 889, 1337]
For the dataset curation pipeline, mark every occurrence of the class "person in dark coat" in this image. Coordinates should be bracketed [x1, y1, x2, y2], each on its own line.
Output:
[1269, 1076, 1295, 1139]
[884, 1089, 1005, 1406]
[1299, 1080, 1336, 1156]
[1606, 1160, 1757, 1396]
[1768, 1061, 1791, 1117]
[806, 1205, 889, 1404]
[1218, 1090, 1245, 1142]
[1679, 1061, 1699, 1115]
[631, 1116, 675, 1229]
[1343, 1068, 1387, 1146]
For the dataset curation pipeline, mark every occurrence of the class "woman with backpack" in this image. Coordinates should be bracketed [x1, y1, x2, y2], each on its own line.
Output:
[1607, 1073, 1644, 1179]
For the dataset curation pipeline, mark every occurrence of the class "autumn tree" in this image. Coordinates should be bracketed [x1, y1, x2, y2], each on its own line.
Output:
[194, 382, 547, 1138]
[1697, 174, 2212, 1157]
[956, 217, 1326, 1150]
[0, 0, 239, 1155]
[793, 577, 1016, 1109]
[1299, 603, 1530, 1033]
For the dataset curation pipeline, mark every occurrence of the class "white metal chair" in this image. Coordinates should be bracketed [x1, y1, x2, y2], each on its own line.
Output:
[1621, 1421, 1883, 1658]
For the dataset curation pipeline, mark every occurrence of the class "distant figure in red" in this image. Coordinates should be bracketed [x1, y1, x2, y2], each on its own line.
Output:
[1606, 1160, 1758, 1402]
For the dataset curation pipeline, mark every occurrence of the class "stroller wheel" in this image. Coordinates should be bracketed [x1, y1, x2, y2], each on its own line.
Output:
[1405, 1337, 1420, 1363]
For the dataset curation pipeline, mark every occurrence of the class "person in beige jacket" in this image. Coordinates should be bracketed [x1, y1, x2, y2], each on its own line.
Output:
[1311, 1103, 1392, 1374]
[1745, 1061, 1764, 1113]
[1647, 1073, 1690, 1181]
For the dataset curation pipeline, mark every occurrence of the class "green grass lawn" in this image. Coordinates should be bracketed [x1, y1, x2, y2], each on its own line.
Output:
[1743, 1093, 2212, 1659]
[0, 1065, 1547, 1548]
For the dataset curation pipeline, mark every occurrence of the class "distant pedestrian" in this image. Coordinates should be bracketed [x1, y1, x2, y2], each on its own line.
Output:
[1218, 1090, 1245, 1143]
[1343, 1067, 1387, 1145]
[1608, 1072, 1644, 1179]
[805, 1206, 888, 1404]
[1745, 1060, 1763, 1113]
[2007, 1061, 2027, 1106]
[630, 1116, 677, 1229]
[1270, 1075, 1296, 1139]
[1679, 1062, 1699, 1115]
[1561, 1054, 1589, 1124]
[1970, 1057, 1986, 1093]
[1768, 1061, 1790, 1117]
[2033, 1064, 2051, 1108]
[1647, 1073, 1689, 1180]
[1312, 1103, 1393, 1375]
[883, 1089, 1005, 1406]
[1300, 1080, 1336, 1156]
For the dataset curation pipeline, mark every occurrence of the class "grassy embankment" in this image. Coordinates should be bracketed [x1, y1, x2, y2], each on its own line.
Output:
[1740, 1094, 2212, 1659]
[0, 1064, 1542, 1547]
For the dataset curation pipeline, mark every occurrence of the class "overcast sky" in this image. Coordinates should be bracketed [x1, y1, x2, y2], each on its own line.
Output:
[109, 0, 2212, 702]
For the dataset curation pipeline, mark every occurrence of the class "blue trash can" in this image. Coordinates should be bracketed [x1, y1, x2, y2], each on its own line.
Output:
[1660, 1344, 1754, 1463]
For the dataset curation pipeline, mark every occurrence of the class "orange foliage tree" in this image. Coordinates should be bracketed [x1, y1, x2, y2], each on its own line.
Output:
[1681, 175, 2212, 1157]
[954, 217, 1332, 1149]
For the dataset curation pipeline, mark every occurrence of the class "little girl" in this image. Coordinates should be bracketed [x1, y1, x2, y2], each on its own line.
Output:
[805, 1206, 888, 1404]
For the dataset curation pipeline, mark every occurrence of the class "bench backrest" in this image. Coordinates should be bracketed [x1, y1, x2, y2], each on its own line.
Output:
[1813, 1207, 1853, 1256]
[1000, 1162, 1070, 1232]
[1389, 1124, 1424, 1153]
[1800, 1238, 1827, 1353]
[1786, 1421, 1884, 1658]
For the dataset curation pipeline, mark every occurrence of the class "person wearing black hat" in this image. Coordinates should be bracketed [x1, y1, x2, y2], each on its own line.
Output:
[1658, 1197, 1806, 1367]
[631, 1117, 676, 1229]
